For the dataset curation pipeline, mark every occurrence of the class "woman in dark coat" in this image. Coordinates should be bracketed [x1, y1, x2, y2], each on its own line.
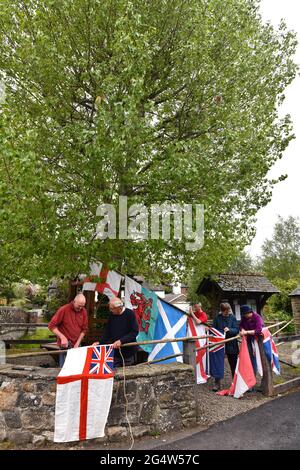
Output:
[212, 302, 239, 391]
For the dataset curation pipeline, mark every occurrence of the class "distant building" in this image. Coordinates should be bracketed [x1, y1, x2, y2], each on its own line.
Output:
[197, 273, 280, 319]
[289, 286, 300, 333]
[164, 293, 189, 312]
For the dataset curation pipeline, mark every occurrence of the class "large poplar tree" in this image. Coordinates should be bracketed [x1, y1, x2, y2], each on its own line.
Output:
[0, 0, 297, 283]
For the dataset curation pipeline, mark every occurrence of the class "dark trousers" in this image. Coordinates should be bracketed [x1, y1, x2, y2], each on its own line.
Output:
[227, 353, 238, 378]
[114, 354, 136, 368]
[247, 337, 257, 375]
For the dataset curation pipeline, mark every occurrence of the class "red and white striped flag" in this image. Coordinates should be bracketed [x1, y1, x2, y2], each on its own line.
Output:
[83, 262, 122, 299]
[54, 345, 114, 442]
[217, 336, 256, 398]
[187, 317, 209, 384]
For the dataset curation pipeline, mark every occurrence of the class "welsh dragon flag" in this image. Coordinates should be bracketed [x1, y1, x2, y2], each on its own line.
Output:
[83, 262, 122, 299]
[124, 276, 159, 353]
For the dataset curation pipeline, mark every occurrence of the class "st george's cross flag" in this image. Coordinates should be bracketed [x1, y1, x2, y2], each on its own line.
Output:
[217, 336, 256, 398]
[187, 318, 209, 383]
[82, 262, 122, 299]
[54, 345, 114, 442]
[147, 298, 187, 364]
[124, 275, 159, 353]
[207, 326, 225, 380]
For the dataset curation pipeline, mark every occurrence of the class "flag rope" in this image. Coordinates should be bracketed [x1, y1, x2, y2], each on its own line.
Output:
[119, 348, 135, 450]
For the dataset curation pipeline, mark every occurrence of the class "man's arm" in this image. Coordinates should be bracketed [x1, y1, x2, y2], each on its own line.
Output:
[74, 331, 86, 348]
[48, 307, 68, 347]
[74, 310, 88, 348]
[49, 326, 69, 348]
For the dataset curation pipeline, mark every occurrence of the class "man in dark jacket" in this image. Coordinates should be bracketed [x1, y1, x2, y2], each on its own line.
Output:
[99, 297, 139, 368]
[212, 302, 239, 391]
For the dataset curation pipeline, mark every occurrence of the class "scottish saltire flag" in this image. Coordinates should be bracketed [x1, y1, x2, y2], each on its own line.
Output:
[54, 345, 114, 442]
[217, 336, 256, 398]
[187, 318, 209, 383]
[83, 262, 122, 299]
[207, 327, 225, 379]
[147, 299, 187, 364]
[125, 276, 159, 353]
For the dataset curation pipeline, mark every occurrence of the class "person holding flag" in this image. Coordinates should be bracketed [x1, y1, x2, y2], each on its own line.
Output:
[212, 302, 239, 391]
[239, 304, 264, 376]
[94, 297, 139, 368]
[189, 303, 208, 325]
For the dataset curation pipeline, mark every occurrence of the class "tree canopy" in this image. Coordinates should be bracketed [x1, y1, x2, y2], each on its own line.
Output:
[0, 0, 297, 284]
[259, 215, 300, 281]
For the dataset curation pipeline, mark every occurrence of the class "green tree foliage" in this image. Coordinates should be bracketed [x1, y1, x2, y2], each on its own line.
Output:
[259, 216, 300, 280]
[0, 0, 297, 283]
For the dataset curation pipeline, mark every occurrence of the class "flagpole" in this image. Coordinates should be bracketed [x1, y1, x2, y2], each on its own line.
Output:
[3, 334, 215, 359]
[147, 353, 183, 364]
[195, 334, 241, 352]
[272, 319, 294, 336]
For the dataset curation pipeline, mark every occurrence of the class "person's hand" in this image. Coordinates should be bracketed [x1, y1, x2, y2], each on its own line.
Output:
[92, 342, 99, 347]
[240, 329, 247, 337]
[224, 327, 229, 333]
[60, 336, 69, 348]
[113, 340, 121, 349]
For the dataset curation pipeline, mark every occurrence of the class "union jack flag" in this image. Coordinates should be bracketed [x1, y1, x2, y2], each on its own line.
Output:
[207, 327, 225, 379]
[89, 345, 114, 376]
[262, 328, 280, 375]
[208, 326, 225, 352]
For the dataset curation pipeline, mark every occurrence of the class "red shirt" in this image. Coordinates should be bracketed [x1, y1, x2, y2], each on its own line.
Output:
[48, 302, 88, 346]
[194, 308, 208, 323]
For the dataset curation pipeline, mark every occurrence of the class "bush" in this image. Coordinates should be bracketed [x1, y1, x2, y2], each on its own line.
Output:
[44, 279, 70, 322]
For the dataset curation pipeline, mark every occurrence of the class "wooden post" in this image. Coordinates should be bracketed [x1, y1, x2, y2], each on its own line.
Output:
[257, 335, 274, 396]
[183, 339, 197, 379]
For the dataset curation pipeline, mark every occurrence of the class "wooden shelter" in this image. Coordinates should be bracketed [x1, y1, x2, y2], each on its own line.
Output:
[289, 285, 300, 333]
[197, 273, 280, 319]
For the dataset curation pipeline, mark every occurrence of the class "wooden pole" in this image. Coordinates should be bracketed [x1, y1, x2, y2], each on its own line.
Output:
[272, 319, 294, 336]
[196, 334, 240, 352]
[5, 334, 214, 359]
[3, 321, 285, 360]
[267, 321, 287, 330]
[147, 353, 183, 364]
[257, 334, 274, 396]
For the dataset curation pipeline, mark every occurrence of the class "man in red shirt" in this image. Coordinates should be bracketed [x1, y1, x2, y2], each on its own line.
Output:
[48, 293, 88, 367]
[189, 303, 208, 325]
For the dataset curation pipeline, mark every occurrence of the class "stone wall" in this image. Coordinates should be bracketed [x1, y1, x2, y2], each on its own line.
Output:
[0, 307, 36, 340]
[0, 362, 197, 446]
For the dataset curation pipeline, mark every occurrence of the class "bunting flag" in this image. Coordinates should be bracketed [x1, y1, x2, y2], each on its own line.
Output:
[124, 276, 159, 353]
[207, 326, 225, 379]
[147, 298, 187, 364]
[187, 318, 209, 384]
[54, 345, 114, 442]
[82, 262, 122, 299]
[217, 336, 256, 398]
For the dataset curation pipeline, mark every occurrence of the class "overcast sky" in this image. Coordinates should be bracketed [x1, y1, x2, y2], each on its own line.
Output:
[247, 0, 300, 257]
